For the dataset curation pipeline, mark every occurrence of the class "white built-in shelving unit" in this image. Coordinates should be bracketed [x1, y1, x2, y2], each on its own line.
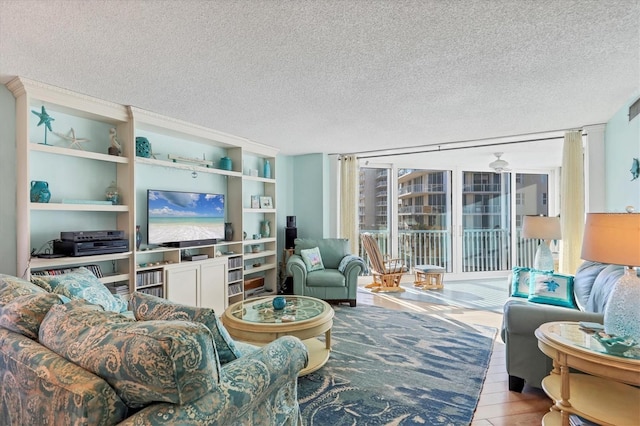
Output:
[7, 77, 279, 311]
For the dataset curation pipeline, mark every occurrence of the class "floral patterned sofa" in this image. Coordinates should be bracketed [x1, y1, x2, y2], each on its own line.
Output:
[0, 271, 308, 425]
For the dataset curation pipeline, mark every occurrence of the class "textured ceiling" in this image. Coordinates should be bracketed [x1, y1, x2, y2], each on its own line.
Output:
[1, 0, 638, 156]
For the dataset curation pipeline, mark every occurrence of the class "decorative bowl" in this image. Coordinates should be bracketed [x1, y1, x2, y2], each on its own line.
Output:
[593, 332, 637, 356]
[272, 296, 287, 311]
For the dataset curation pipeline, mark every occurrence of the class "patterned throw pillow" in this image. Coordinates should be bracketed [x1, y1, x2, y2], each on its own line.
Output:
[39, 299, 218, 407]
[528, 270, 577, 308]
[32, 267, 128, 313]
[301, 247, 325, 272]
[130, 291, 241, 364]
[0, 292, 64, 339]
[510, 267, 531, 298]
[0, 274, 46, 304]
[31, 267, 99, 292]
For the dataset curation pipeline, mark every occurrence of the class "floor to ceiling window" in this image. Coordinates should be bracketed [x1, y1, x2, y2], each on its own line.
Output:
[358, 164, 554, 277]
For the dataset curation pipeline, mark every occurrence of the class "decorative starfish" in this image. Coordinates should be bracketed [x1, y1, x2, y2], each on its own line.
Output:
[543, 279, 560, 292]
[31, 106, 55, 145]
[54, 127, 90, 150]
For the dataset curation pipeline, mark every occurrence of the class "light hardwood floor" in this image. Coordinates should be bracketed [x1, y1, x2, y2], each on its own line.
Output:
[355, 282, 552, 426]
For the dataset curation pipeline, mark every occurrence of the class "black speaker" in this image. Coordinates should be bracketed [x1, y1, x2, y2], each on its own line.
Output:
[285, 227, 297, 249]
[286, 216, 296, 228]
[279, 276, 293, 295]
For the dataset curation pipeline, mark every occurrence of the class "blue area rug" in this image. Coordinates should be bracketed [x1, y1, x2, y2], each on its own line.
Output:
[298, 305, 496, 425]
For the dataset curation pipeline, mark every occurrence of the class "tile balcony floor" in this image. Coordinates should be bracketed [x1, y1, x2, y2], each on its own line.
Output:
[355, 275, 551, 425]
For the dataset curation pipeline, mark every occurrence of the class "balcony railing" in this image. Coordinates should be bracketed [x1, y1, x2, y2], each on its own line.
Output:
[462, 204, 502, 214]
[463, 183, 501, 193]
[359, 229, 539, 273]
[398, 183, 445, 195]
[398, 205, 446, 214]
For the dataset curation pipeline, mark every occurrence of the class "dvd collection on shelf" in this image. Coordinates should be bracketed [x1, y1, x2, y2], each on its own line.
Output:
[136, 286, 164, 298]
[136, 270, 163, 289]
[228, 269, 243, 282]
[245, 287, 267, 298]
[228, 283, 243, 296]
[228, 256, 242, 269]
[31, 264, 103, 278]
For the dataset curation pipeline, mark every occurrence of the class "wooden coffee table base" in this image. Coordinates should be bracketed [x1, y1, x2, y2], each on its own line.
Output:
[299, 336, 331, 375]
[221, 296, 334, 376]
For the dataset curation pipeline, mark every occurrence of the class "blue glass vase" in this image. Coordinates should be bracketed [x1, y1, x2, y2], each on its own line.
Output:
[260, 220, 270, 238]
[224, 222, 233, 241]
[30, 180, 51, 203]
[272, 296, 286, 310]
[220, 157, 232, 171]
[264, 160, 271, 179]
[136, 225, 142, 250]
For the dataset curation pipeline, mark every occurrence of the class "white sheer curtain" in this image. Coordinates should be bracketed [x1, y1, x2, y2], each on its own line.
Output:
[339, 155, 359, 254]
[559, 131, 585, 274]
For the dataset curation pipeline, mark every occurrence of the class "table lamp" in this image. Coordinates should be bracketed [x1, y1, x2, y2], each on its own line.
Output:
[522, 215, 561, 271]
[581, 212, 640, 342]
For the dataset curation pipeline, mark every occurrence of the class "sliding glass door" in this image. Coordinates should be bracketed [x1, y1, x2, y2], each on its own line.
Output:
[460, 171, 511, 272]
[397, 169, 452, 272]
[358, 167, 391, 259]
[514, 173, 550, 267]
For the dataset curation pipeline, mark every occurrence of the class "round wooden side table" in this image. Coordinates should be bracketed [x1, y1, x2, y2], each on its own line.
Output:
[535, 321, 640, 426]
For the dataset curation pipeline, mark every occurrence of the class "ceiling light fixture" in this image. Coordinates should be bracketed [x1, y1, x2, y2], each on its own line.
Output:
[489, 152, 511, 172]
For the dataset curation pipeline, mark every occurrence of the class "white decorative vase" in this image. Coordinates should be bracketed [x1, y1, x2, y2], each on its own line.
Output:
[533, 241, 554, 271]
[603, 267, 640, 342]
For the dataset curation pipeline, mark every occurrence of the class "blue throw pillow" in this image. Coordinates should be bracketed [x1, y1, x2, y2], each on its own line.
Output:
[510, 267, 531, 298]
[528, 270, 576, 308]
[301, 247, 325, 272]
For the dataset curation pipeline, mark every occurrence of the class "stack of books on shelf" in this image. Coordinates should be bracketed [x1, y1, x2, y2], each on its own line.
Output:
[105, 282, 129, 298]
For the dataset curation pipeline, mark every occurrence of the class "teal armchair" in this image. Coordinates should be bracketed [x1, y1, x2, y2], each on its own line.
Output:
[286, 238, 365, 307]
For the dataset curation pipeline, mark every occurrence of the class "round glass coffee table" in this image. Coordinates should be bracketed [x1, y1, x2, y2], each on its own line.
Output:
[221, 295, 334, 375]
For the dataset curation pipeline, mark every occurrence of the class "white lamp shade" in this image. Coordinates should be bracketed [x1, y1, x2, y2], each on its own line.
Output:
[522, 216, 561, 240]
[581, 213, 640, 267]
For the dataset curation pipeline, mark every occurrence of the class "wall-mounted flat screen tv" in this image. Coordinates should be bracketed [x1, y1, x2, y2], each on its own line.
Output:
[147, 189, 225, 246]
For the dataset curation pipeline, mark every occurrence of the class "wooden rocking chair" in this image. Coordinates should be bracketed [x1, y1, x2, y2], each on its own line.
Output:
[361, 234, 406, 293]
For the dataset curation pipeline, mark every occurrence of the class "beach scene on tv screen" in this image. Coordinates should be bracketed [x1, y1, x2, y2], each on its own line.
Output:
[148, 190, 224, 245]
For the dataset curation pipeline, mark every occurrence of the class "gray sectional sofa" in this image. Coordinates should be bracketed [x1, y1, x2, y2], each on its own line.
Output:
[501, 261, 627, 391]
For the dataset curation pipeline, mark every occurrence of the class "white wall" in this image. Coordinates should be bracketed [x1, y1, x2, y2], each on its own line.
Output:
[290, 153, 330, 240]
[604, 92, 640, 211]
[275, 154, 294, 258]
[0, 85, 16, 275]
